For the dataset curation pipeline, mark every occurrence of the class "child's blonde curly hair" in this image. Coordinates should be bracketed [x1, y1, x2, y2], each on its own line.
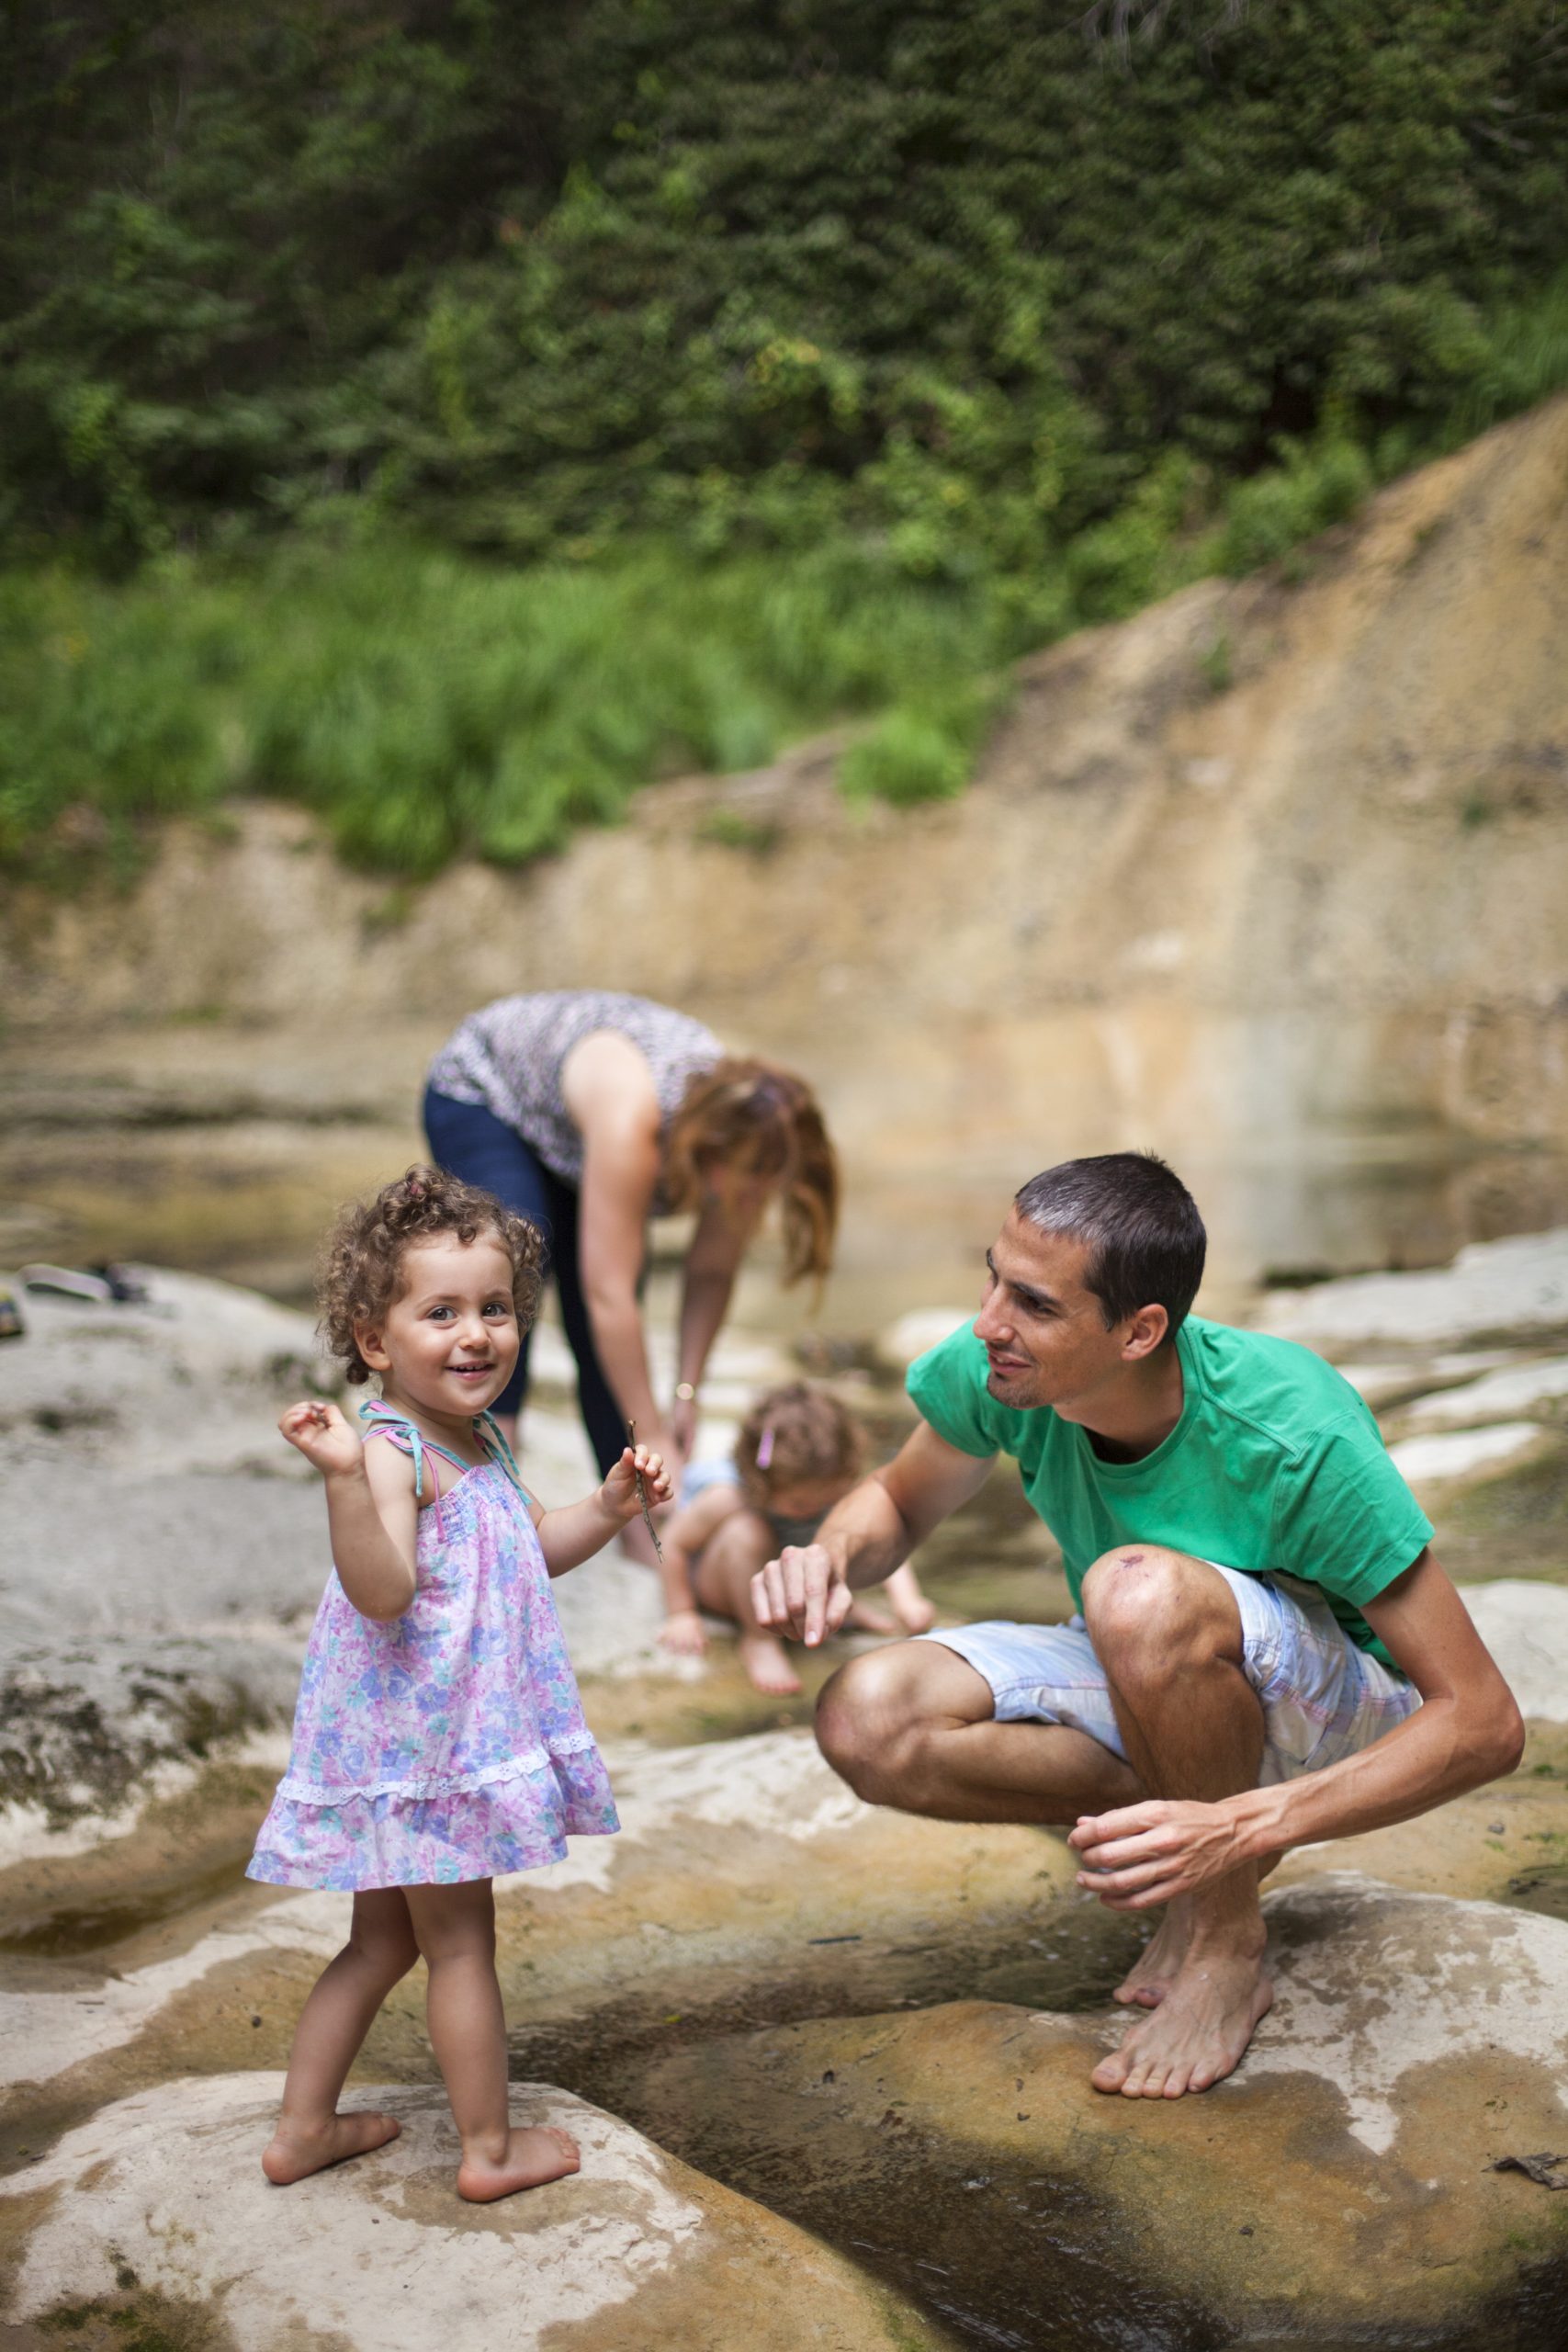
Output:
[734, 1381, 863, 1509]
[318, 1165, 545, 1385]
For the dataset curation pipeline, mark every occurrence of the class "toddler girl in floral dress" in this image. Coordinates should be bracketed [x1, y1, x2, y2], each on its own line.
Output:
[249, 1166, 670, 2202]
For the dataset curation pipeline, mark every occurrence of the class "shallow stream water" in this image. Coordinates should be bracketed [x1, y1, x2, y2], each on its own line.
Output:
[5, 1039, 1567, 1333]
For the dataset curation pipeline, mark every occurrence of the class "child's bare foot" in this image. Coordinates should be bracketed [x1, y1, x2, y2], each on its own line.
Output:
[885, 1563, 937, 1634]
[739, 1631, 803, 1694]
[457, 2123, 581, 2203]
[843, 1596, 898, 1635]
[262, 2109, 401, 2184]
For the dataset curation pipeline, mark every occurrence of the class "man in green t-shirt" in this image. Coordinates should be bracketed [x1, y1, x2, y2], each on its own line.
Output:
[751, 1152, 1523, 2102]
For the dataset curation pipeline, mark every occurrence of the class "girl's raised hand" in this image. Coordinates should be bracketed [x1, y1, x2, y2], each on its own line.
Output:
[278, 1398, 361, 1480]
[601, 1442, 674, 1522]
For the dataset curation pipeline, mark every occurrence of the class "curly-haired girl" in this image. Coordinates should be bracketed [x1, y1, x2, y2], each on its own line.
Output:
[249, 1167, 671, 2202]
[658, 1381, 933, 1693]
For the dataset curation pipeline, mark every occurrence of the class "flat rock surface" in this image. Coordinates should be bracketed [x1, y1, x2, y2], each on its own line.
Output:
[1403, 1352, 1568, 1430]
[1261, 1227, 1568, 1350]
[0, 1728, 1088, 2098]
[1461, 1582, 1568, 1723]
[6, 1257, 1568, 2348]
[0, 2075, 953, 2352]
[626, 1880, 1568, 2347]
[1389, 1419, 1554, 1489]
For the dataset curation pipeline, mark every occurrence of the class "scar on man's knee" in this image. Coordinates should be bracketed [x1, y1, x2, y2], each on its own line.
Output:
[1117, 1551, 1145, 1566]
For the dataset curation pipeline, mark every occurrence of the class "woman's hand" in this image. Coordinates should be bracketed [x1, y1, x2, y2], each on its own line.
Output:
[658, 1607, 707, 1657]
[599, 1441, 674, 1525]
[669, 1392, 698, 1464]
[279, 1398, 361, 1481]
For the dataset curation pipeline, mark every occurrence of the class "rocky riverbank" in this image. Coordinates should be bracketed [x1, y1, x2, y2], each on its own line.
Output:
[4, 1234, 1568, 2346]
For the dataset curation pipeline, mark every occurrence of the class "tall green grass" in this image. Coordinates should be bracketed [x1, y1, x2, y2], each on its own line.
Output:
[0, 544, 1009, 877]
[6, 277, 1568, 882]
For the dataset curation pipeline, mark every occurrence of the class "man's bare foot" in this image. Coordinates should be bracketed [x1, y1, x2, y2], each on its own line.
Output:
[1091, 1944, 1272, 2099]
[262, 2110, 401, 2184]
[739, 1632, 803, 1695]
[843, 1596, 898, 1636]
[885, 1563, 937, 1634]
[1112, 1900, 1191, 2008]
[457, 2123, 581, 2203]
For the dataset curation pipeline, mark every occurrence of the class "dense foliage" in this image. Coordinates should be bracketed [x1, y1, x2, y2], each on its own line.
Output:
[0, 545, 1011, 875]
[4, 0, 1568, 871]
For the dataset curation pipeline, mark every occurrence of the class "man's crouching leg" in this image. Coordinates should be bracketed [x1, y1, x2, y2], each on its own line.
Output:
[1078, 1546, 1273, 2101]
[816, 1640, 1142, 1826]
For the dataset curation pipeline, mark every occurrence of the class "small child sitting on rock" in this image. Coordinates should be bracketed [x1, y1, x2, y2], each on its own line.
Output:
[657, 1380, 934, 1693]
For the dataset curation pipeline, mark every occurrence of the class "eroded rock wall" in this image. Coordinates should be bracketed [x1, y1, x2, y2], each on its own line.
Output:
[4, 399, 1566, 1182]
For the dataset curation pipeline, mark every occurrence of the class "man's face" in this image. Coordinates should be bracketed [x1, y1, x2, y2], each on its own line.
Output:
[972, 1210, 1135, 1419]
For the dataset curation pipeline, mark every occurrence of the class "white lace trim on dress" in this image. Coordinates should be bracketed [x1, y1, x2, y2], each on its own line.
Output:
[276, 1734, 601, 1806]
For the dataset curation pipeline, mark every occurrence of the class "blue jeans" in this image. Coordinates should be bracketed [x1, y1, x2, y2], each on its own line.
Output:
[423, 1087, 632, 1476]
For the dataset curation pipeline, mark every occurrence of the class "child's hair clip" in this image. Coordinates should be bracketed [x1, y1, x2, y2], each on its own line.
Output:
[756, 1423, 775, 1470]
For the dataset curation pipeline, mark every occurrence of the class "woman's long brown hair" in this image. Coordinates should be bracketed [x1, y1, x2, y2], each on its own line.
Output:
[662, 1057, 838, 1284]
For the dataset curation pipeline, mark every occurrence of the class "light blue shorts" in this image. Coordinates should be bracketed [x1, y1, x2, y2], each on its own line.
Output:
[920, 1564, 1420, 1786]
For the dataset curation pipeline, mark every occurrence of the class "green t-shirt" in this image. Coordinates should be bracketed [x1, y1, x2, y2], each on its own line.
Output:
[907, 1316, 1432, 1665]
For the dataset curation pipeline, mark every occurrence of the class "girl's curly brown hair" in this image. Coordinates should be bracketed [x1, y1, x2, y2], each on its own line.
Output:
[734, 1381, 863, 1509]
[319, 1165, 545, 1385]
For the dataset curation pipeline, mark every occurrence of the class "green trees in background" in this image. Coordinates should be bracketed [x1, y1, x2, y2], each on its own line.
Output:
[4, 0, 1568, 871]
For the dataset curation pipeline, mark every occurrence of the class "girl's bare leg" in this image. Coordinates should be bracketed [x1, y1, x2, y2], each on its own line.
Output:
[618, 1511, 663, 1570]
[694, 1511, 804, 1694]
[403, 1880, 580, 2202]
[263, 1887, 419, 2183]
[884, 1561, 937, 1634]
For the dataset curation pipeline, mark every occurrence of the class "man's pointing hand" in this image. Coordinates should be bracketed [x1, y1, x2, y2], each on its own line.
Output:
[750, 1541, 852, 1648]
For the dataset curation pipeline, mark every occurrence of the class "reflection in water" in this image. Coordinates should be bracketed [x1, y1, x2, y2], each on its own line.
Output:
[800, 1138, 1568, 1337]
[5, 1113, 1566, 1336]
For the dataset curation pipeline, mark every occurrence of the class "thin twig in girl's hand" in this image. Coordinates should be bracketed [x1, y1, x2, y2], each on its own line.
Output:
[627, 1419, 663, 1561]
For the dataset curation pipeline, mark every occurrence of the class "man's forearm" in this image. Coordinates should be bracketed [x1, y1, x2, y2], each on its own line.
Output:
[1231, 1690, 1522, 1862]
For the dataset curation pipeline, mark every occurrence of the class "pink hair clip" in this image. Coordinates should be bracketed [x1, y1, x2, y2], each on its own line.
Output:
[756, 1424, 775, 1470]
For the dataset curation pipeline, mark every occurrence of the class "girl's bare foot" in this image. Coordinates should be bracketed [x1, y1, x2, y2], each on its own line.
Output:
[739, 1631, 803, 1695]
[885, 1563, 937, 1634]
[262, 2110, 401, 2184]
[1112, 1899, 1191, 2008]
[457, 2123, 581, 2203]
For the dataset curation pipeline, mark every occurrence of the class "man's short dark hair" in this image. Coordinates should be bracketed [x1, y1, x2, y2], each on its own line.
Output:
[1013, 1153, 1205, 1337]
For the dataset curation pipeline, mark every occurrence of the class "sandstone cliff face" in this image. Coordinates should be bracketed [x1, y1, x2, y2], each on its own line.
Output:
[5, 398, 1566, 1191]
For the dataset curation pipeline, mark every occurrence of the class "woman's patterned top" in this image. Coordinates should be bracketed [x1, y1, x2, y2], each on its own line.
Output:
[426, 990, 723, 1204]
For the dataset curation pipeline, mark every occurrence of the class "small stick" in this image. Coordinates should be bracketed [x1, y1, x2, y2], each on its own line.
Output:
[627, 1419, 663, 1561]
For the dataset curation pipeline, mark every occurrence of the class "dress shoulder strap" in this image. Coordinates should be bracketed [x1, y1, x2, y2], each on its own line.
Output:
[357, 1399, 472, 1506]
[476, 1409, 537, 1509]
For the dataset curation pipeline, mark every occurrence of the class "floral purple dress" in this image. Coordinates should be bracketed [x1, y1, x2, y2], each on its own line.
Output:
[248, 1408, 618, 1891]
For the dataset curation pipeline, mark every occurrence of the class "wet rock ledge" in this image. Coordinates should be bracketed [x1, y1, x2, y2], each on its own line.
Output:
[4, 1237, 1568, 2346]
